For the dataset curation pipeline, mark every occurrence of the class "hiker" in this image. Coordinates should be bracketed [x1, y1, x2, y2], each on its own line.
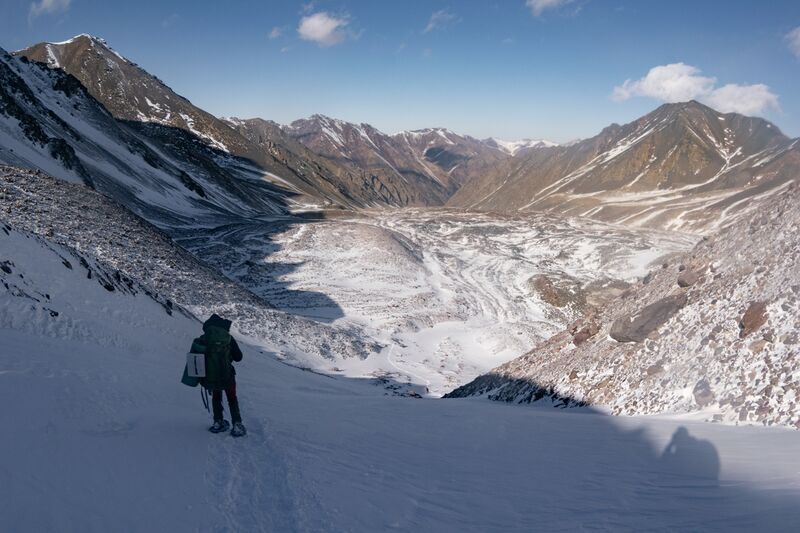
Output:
[188, 314, 247, 437]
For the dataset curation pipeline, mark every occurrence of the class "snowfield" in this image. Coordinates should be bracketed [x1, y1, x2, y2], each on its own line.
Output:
[2, 220, 800, 532]
[177, 209, 695, 395]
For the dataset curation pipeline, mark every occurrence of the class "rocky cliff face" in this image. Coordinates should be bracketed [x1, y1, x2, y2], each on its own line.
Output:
[449, 101, 800, 233]
[447, 179, 800, 429]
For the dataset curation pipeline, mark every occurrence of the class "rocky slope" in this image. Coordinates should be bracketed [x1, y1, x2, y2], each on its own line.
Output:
[447, 179, 800, 428]
[0, 165, 379, 364]
[450, 101, 800, 233]
[18, 35, 251, 155]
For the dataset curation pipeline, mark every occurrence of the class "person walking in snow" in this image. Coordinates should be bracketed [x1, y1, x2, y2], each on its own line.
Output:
[189, 314, 247, 437]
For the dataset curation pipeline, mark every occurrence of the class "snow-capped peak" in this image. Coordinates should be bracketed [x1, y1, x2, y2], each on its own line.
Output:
[47, 33, 105, 46]
[489, 138, 559, 155]
[43, 34, 129, 64]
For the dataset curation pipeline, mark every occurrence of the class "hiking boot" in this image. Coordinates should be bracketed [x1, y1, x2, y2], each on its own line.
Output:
[230, 422, 247, 438]
[209, 419, 230, 433]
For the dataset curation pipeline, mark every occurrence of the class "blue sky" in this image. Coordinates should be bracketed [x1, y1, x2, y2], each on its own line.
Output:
[2, 0, 800, 142]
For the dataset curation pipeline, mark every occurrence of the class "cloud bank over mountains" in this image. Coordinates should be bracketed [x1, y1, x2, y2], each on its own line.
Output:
[613, 63, 779, 116]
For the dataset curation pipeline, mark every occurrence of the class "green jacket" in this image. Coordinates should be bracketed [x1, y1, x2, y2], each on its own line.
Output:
[180, 314, 243, 389]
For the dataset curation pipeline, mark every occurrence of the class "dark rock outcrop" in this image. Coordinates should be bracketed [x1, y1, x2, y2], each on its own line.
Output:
[692, 379, 715, 407]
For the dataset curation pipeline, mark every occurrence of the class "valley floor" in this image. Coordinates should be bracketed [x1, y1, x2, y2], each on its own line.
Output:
[177, 209, 695, 395]
[3, 327, 799, 532]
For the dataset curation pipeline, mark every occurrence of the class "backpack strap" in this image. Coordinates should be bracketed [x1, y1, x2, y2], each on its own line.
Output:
[201, 386, 210, 413]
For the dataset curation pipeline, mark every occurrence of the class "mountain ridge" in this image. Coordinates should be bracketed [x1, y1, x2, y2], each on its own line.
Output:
[8, 34, 800, 233]
[448, 100, 800, 232]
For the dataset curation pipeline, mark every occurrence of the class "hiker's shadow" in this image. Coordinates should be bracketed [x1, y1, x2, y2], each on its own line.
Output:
[658, 426, 720, 485]
[447, 376, 800, 530]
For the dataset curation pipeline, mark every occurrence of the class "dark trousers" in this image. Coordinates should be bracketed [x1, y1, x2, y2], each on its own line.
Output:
[212, 379, 242, 424]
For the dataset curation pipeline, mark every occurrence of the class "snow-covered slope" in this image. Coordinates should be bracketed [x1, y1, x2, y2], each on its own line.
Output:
[448, 180, 800, 429]
[3, 215, 800, 532]
[0, 45, 309, 226]
[0, 166, 379, 365]
[0, 219, 186, 338]
[485, 137, 559, 155]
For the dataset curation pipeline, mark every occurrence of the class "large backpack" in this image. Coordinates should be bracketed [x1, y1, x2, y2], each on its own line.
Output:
[202, 326, 233, 391]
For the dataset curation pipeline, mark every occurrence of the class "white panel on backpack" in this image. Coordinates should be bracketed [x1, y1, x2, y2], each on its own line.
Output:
[186, 353, 206, 378]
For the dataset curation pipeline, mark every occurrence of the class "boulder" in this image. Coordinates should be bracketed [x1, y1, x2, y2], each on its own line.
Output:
[739, 301, 768, 338]
[609, 293, 688, 343]
[677, 270, 700, 287]
[693, 379, 715, 407]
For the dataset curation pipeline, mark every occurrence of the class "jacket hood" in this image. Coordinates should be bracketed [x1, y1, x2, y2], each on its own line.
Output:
[203, 313, 231, 333]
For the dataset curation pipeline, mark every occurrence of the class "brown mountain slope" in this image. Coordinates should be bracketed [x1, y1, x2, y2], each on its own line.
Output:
[449, 101, 799, 233]
[284, 115, 510, 206]
[228, 116, 446, 207]
[17, 34, 252, 155]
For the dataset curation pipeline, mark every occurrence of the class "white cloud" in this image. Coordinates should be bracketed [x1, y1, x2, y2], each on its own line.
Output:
[526, 0, 572, 17]
[297, 12, 350, 47]
[612, 63, 715, 103]
[786, 26, 800, 59]
[703, 83, 779, 115]
[612, 62, 779, 116]
[29, 0, 70, 20]
[423, 9, 458, 34]
[269, 27, 283, 40]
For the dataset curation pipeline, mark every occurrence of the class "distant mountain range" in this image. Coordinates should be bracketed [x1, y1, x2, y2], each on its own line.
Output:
[2, 34, 798, 233]
[14, 34, 512, 210]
